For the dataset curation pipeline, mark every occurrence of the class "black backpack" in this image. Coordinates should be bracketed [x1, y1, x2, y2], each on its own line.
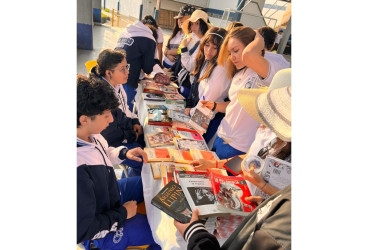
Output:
[176, 41, 200, 89]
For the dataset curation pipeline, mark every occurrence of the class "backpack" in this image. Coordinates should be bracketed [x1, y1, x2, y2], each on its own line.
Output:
[177, 41, 200, 89]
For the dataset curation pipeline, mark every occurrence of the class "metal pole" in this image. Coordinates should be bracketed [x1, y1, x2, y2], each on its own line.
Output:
[117, 10, 120, 26]
[112, 9, 114, 27]
[277, 16, 291, 55]
[139, 4, 143, 21]
[154, 0, 161, 21]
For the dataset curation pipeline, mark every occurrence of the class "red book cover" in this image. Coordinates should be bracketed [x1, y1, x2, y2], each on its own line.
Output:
[209, 172, 257, 214]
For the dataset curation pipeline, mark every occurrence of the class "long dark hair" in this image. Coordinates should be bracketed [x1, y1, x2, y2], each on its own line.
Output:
[141, 15, 158, 29]
[167, 19, 182, 48]
[191, 27, 227, 82]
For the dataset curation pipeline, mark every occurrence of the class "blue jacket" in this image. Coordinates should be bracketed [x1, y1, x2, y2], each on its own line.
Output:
[115, 21, 156, 88]
[77, 135, 128, 244]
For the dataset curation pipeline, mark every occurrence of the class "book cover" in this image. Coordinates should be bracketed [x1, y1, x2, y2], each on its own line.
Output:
[209, 172, 257, 215]
[172, 121, 197, 133]
[146, 125, 172, 134]
[177, 172, 229, 218]
[160, 162, 195, 186]
[164, 93, 185, 100]
[142, 93, 165, 101]
[143, 80, 163, 91]
[169, 149, 194, 164]
[174, 138, 209, 151]
[162, 85, 178, 94]
[188, 102, 214, 134]
[144, 148, 173, 162]
[165, 99, 186, 106]
[150, 163, 162, 179]
[168, 110, 191, 123]
[147, 104, 167, 111]
[151, 181, 193, 224]
[253, 156, 291, 200]
[148, 109, 172, 126]
[145, 132, 175, 147]
[190, 149, 219, 161]
[174, 130, 203, 141]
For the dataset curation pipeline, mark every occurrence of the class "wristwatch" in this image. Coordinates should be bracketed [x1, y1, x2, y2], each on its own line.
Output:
[212, 102, 217, 112]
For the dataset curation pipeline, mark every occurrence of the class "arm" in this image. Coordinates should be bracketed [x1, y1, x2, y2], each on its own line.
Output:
[141, 39, 157, 74]
[242, 31, 269, 79]
[201, 100, 230, 113]
[240, 164, 279, 196]
[157, 43, 163, 62]
[180, 38, 198, 72]
[190, 154, 246, 170]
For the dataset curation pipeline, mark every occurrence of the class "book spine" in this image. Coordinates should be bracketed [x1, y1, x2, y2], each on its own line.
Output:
[148, 121, 173, 126]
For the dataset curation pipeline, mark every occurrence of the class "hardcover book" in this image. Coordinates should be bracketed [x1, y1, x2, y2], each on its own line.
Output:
[151, 181, 193, 224]
[188, 102, 214, 135]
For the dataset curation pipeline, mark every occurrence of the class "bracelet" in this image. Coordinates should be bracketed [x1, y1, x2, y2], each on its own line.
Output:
[212, 102, 217, 112]
[261, 182, 267, 190]
[215, 160, 218, 168]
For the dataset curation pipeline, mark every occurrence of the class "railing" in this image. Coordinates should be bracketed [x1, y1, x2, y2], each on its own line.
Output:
[111, 9, 120, 27]
[219, 8, 278, 29]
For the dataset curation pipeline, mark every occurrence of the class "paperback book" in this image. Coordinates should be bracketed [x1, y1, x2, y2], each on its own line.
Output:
[190, 149, 219, 161]
[148, 108, 172, 126]
[144, 148, 173, 162]
[151, 181, 193, 223]
[160, 162, 195, 186]
[164, 93, 185, 100]
[169, 149, 194, 164]
[168, 110, 191, 123]
[150, 163, 162, 179]
[142, 93, 165, 101]
[209, 172, 257, 216]
[145, 131, 175, 147]
[174, 130, 203, 141]
[172, 121, 197, 132]
[188, 102, 214, 135]
[146, 125, 172, 134]
[174, 138, 209, 151]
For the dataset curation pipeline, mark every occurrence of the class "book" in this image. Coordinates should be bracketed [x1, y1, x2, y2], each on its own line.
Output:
[142, 93, 165, 101]
[253, 156, 291, 200]
[169, 149, 194, 164]
[143, 81, 164, 91]
[144, 148, 173, 162]
[177, 172, 230, 218]
[172, 121, 197, 133]
[147, 104, 167, 111]
[174, 138, 209, 151]
[164, 93, 185, 100]
[160, 162, 195, 186]
[223, 156, 244, 176]
[162, 85, 178, 94]
[151, 181, 193, 224]
[148, 108, 172, 126]
[145, 131, 175, 147]
[150, 163, 162, 179]
[168, 110, 191, 123]
[190, 149, 219, 161]
[209, 172, 257, 216]
[146, 125, 172, 134]
[188, 102, 214, 134]
[173, 130, 203, 141]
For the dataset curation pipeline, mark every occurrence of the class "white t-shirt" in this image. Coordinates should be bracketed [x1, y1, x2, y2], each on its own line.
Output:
[264, 51, 290, 68]
[154, 27, 164, 59]
[163, 31, 184, 66]
[217, 59, 286, 152]
[190, 63, 231, 116]
[275, 33, 283, 44]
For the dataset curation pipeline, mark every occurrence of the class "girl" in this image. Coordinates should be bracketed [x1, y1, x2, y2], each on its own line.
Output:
[141, 15, 164, 66]
[202, 27, 289, 160]
[185, 27, 230, 144]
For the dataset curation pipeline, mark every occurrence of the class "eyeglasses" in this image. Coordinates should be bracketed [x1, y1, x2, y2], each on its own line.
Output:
[113, 64, 130, 74]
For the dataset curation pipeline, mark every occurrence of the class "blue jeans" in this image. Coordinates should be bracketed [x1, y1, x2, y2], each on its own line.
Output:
[203, 115, 224, 145]
[122, 84, 137, 113]
[179, 86, 190, 99]
[212, 135, 246, 160]
[117, 176, 144, 204]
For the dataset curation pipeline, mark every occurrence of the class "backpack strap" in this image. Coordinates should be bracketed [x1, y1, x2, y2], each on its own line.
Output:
[189, 41, 200, 55]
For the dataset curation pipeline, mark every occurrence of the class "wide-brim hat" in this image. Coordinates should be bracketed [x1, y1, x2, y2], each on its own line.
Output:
[237, 68, 291, 141]
[182, 10, 211, 35]
[174, 5, 196, 19]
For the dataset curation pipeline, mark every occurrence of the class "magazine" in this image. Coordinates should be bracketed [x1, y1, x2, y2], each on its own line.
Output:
[253, 156, 291, 200]
[209, 172, 257, 216]
[145, 131, 175, 147]
[174, 138, 209, 151]
[188, 102, 214, 134]
[168, 110, 191, 123]
[151, 181, 193, 224]
[144, 148, 173, 162]
[177, 172, 230, 218]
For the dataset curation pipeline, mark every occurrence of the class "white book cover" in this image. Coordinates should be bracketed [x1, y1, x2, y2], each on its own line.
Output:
[188, 102, 214, 134]
[177, 172, 228, 218]
[169, 110, 191, 123]
[254, 156, 291, 199]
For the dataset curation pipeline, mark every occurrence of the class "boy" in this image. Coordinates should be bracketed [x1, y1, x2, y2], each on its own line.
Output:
[77, 75, 160, 249]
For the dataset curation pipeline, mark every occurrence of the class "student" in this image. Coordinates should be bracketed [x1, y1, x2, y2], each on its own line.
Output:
[225, 21, 243, 32]
[115, 19, 157, 111]
[141, 15, 164, 66]
[89, 48, 145, 177]
[273, 29, 283, 51]
[163, 5, 196, 69]
[201, 27, 289, 160]
[258, 26, 290, 68]
[76, 75, 160, 250]
[185, 27, 230, 144]
[174, 185, 291, 249]
[178, 9, 211, 98]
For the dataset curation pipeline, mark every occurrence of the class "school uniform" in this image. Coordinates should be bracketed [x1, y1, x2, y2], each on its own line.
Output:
[163, 31, 185, 68]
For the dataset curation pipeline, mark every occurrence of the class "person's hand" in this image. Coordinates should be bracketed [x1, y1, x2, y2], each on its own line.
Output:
[185, 108, 191, 116]
[126, 147, 148, 163]
[174, 208, 199, 236]
[200, 100, 214, 110]
[123, 200, 137, 219]
[167, 55, 176, 62]
[190, 159, 215, 170]
[241, 164, 265, 187]
[164, 48, 169, 56]
[181, 37, 192, 48]
[245, 196, 263, 205]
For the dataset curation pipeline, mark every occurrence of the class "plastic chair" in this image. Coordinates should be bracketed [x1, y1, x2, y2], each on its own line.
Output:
[85, 60, 97, 74]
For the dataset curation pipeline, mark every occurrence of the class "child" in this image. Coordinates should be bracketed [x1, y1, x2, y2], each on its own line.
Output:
[76, 75, 160, 249]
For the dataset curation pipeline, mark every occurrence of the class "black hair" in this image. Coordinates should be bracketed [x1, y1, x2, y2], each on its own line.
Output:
[142, 15, 158, 29]
[188, 17, 210, 36]
[145, 23, 158, 41]
[96, 49, 126, 77]
[258, 26, 276, 50]
[167, 19, 181, 48]
[225, 21, 244, 32]
[77, 74, 119, 127]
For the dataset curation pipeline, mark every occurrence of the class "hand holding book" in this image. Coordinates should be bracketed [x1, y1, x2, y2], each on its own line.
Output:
[174, 208, 200, 237]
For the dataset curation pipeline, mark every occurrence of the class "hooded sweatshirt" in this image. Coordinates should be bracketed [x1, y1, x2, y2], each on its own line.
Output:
[115, 21, 156, 88]
[77, 134, 128, 244]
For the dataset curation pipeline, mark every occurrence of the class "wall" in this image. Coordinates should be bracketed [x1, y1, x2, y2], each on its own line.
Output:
[93, 0, 102, 23]
[77, 0, 93, 50]
[102, 0, 143, 19]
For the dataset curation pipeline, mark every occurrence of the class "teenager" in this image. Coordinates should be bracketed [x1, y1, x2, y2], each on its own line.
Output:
[89, 48, 145, 176]
[115, 20, 157, 111]
[76, 75, 160, 250]
[185, 27, 230, 144]
[201, 27, 289, 160]
[141, 15, 164, 66]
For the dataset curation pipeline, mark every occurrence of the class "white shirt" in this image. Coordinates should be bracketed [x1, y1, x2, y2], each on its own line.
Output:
[275, 33, 283, 44]
[181, 33, 201, 72]
[163, 31, 184, 66]
[190, 63, 231, 116]
[264, 51, 290, 68]
[154, 27, 164, 59]
[217, 59, 286, 152]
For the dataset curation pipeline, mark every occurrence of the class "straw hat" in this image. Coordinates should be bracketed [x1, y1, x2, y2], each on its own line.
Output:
[182, 10, 211, 35]
[237, 68, 291, 141]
